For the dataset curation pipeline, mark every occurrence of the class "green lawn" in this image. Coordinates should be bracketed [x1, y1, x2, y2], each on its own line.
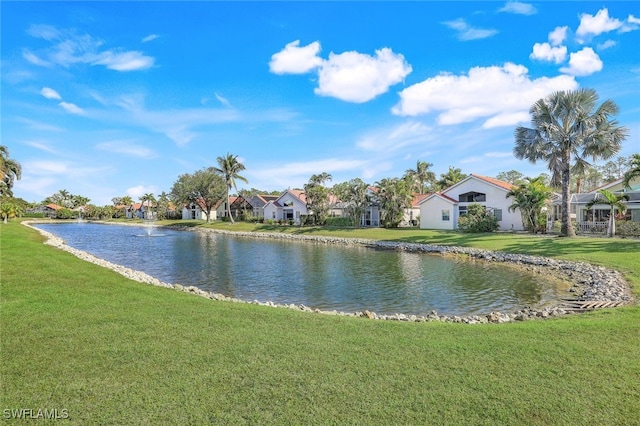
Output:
[1, 220, 639, 424]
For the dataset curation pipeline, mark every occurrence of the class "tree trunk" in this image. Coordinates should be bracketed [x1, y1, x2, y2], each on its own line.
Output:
[608, 210, 615, 237]
[561, 148, 576, 237]
[226, 186, 234, 224]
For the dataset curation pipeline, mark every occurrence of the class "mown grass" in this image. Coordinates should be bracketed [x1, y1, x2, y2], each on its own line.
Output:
[1, 220, 640, 424]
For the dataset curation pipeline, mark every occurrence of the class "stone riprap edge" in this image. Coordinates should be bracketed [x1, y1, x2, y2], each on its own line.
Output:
[25, 221, 633, 324]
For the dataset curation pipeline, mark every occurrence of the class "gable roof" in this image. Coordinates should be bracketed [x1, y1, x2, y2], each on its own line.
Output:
[411, 193, 431, 207]
[441, 174, 515, 195]
[45, 203, 65, 210]
[418, 192, 458, 205]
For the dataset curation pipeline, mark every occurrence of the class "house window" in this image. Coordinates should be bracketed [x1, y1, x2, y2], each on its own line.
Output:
[459, 192, 486, 202]
[272, 211, 276, 219]
[459, 206, 468, 216]
[493, 209, 502, 221]
[442, 209, 450, 221]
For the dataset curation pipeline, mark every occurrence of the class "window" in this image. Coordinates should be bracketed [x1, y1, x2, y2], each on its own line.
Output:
[442, 209, 450, 221]
[458, 191, 486, 202]
[459, 206, 467, 216]
[493, 209, 502, 221]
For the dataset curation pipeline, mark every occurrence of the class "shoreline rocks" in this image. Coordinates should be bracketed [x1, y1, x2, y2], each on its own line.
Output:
[24, 221, 634, 324]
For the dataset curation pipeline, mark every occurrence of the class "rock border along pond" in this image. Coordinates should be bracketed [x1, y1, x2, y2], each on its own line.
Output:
[26, 221, 634, 324]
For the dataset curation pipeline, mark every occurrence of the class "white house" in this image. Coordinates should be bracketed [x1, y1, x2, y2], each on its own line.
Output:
[419, 174, 524, 231]
[182, 199, 217, 221]
[263, 189, 308, 224]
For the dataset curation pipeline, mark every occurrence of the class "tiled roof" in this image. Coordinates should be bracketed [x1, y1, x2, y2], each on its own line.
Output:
[45, 203, 65, 210]
[470, 174, 515, 191]
[411, 193, 431, 207]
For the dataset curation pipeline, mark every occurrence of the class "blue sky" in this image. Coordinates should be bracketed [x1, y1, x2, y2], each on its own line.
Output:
[2, 1, 639, 205]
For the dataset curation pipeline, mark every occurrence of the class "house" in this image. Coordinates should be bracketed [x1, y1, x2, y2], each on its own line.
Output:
[403, 193, 430, 226]
[548, 175, 640, 233]
[263, 189, 309, 224]
[26, 203, 65, 218]
[419, 174, 524, 231]
[248, 194, 280, 219]
[182, 199, 217, 221]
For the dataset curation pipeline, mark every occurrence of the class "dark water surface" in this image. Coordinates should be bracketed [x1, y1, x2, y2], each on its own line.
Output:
[35, 223, 570, 316]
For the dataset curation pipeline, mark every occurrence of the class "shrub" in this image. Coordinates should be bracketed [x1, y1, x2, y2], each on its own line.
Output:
[324, 217, 353, 227]
[616, 220, 640, 237]
[56, 208, 73, 219]
[457, 204, 499, 233]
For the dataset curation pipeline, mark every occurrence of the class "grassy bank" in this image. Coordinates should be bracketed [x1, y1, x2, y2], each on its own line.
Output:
[2, 221, 639, 424]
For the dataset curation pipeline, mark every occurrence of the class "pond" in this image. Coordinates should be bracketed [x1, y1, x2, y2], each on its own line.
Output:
[35, 223, 570, 316]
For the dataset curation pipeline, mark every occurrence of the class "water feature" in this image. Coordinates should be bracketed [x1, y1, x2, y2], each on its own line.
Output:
[34, 223, 571, 317]
[139, 220, 165, 237]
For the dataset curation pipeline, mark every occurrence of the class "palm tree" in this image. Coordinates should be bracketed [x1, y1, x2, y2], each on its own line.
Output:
[375, 177, 413, 228]
[404, 160, 436, 193]
[304, 173, 332, 225]
[436, 166, 467, 190]
[514, 88, 628, 237]
[140, 193, 156, 219]
[585, 189, 628, 237]
[214, 153, 248, 224]
[1, 145, 22, 197]
[506, 177, 552, 233]
[623, 153, 640, 190]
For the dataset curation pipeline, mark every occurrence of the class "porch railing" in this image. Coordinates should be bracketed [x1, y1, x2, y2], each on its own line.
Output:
[547, 221, 608, 234]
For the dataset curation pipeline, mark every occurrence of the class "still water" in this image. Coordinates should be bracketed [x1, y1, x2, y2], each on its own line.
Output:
[35, 223, 569, 316]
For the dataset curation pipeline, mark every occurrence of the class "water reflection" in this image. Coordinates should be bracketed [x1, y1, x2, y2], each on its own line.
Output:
[35, 223, 569, 316]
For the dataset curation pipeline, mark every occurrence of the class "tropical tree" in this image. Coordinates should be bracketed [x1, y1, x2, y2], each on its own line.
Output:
[404, 160, 436, 193]
[506, 177, 553, 233]
[170, 168, 226, 223]
[0, 145, 22, 197]
[214, 153, 248, 224]
[333, 178, 370, 227]
[436, 166, 467, 190]
[375, 177, 413, 228]
[304, 172, 333, 225]
[623, 153, 640, 190]
[156, 192, 171, 220]
[514, 88, 628, 237]
[585, 189, 628, 237]
[495, 170, 525, 185]
[1, 201, 23, 223]
[139, 193, 156, 220]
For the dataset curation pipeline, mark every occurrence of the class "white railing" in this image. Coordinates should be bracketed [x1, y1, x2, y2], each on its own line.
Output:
[547, 221, 608, 234]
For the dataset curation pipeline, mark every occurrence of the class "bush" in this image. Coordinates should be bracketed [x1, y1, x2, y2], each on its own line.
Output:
[616, 220, 640, 237]
[324, 217, 354, 227]
[457, 204, 499, 233]
[56, 208, 73, 219]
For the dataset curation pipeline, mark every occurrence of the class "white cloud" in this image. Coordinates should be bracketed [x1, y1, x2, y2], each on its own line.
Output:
[576, 8, 623, 39]
[215, 92, 231, 107]
[250, 158, 368, 189]
[356, 121, 433, 152]
[142, 34, 159, 43]
[126, 185, 158, 199]
[24, 140, 57, 154]
[597, 40, 617, 50]
[92, 50, 154, 71]
[498, 2, 537, 15]
[40, 87, 62, 100]
[269, 40, 323, 74]
[549, 26, 568, 46]
[59, 101, 85, 115]
[560, 47, 603, 76]
[443, 18, 498, 41]
[392, 63, 578, 128]
[22, 50, 51, 67]
[95, 141, 156, 158]
[530, 43, 567, 63]
[25, 25, 155, 72]
[315, 48, 412, 103]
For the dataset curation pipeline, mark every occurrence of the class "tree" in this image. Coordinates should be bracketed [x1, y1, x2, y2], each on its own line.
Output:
[214, 153, 248, 224]
[623, 153, 640, 190]
[457, 204, 499, 233]
[304, 172, 332, 225]
[170, 168, 226, 223]
[585, 189, 628, 237]
[436, 167, 467, 190]
[495, 170, 525, 185]
[1, 201, 22, 223]
[404, 160, 436, 193]
[333, 178, 370, 227]
[156, 192, 171, 220]
[0, 145, 22, 198]
[375, 177, 413, 228]
[139, 193, 156, 220]
[514, 88, 627, 237]
[506, 177, 552, 233]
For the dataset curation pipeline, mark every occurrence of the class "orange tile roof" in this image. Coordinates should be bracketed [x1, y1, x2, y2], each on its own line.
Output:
[470, 174, 515, 191]
[411, 193, 431, 207]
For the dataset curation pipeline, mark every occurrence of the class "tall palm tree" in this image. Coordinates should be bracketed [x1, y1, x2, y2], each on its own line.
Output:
[623, 153, 640, 190]
[404, 160, 436, 193]
[214, 153, 248, 224]
[1, 145, 22, 198]
[140, 193, 156, 219]
[585, 189, 628, 237]
[514, 88, 628, 237]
